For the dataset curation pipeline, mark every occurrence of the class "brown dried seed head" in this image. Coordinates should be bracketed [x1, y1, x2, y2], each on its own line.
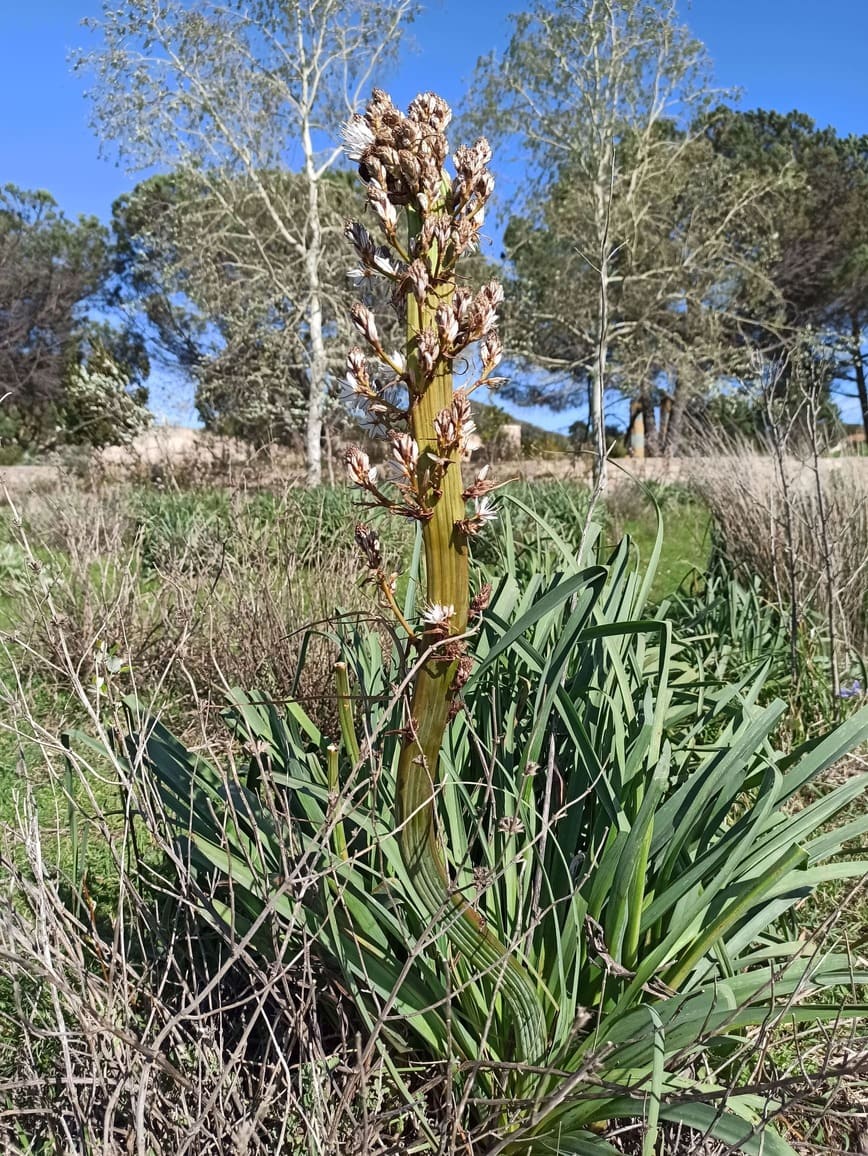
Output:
[417, 328, 440, 376]
[435, 304, 459, 350]
[453, 286, 473, 321]
[407, 92, 452, 134]
[497, 815, 525, 836]
[451, 654, 474, 692]
[469, 582, 492, 618]
[451, 390, 472, 427]
[346, 347, 371, 394]
[434, 406, 457, 450]
[390, 431, 420, 475]
[398, 149, 422, 186]
[367, 180, 397, 231]
[345, 445, 378, 489]
[354, 522, 383, 570]
[403, 258, 430, 304]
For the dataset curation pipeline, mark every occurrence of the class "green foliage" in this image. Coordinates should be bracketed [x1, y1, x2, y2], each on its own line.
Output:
[89, 506, 868, 1152]
[520, 426, 572, 458]
[667, 562, 792, 696]
[471, 481, 596, 581]
[111, 170, 371, 446]
[670, 555, 867, 744]
[472, 400, 510, 447]
[705, 108, 868, 435]
[61, 345, 151, 448]
[464, 0, 774, 452]
[127, 484, 411, 575]
[0, 433, 24, 466]
[0, 184, 146, 452]
[128, 486, 233, 573]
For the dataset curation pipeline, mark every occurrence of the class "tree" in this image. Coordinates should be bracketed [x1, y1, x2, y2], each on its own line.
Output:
[111, 169, 367, 447]
[78, 0, 417, 485]
[706, 109, 868, 442]
[466, 0, 726, 483]
[1, 187, 106, 420]
[0, 184, 147, 452]
[499, 124, 779, 454]
[61, 343, 151, 449]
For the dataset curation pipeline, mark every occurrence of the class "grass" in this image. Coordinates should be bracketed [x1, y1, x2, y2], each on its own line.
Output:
[0, 475, 710, 987]
[615, 499, 711, 603]
[0, 475, 745, 851]
[0, 471, 864, 1153]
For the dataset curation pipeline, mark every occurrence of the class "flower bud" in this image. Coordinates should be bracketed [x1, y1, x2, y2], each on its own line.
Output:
[345, 445, 378, 489]
[350, 303, 381, 351]
[480, 331, 503, 373]
[417, 328, 440, 376]
[390, 431, 420, 476]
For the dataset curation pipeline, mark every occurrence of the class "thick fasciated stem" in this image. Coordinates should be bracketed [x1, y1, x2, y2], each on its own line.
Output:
[395, 215, 546, 1066]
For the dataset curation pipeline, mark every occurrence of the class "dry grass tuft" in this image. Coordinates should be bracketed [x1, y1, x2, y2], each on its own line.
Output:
[3, 480, 369, 737]
[691, 449, 868, 661]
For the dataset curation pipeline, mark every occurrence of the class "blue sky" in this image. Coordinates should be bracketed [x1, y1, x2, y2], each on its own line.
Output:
[3, 0, 867, 426]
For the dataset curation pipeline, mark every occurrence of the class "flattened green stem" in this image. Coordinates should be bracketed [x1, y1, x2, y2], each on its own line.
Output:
[326, 743, 348, 862]
[335, 661, 361, 766]
[395, 210, 546, 1065]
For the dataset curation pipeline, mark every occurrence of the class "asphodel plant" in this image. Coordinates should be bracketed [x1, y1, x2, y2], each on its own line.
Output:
[101, 88, 868, 1154]
[341, 90, 546, 1062]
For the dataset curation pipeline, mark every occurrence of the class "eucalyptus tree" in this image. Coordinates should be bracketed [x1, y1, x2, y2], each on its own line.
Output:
[111, 169, 366, 447]
[78, 0, 417, 484]
[464, 0, 789, 474]
[498, 125, 778, 455]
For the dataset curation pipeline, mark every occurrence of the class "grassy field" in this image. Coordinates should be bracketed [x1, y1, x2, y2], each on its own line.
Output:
[0, 477, 712, 924]
[610, 489, 712, 602]
[1, 471, 865, 1155]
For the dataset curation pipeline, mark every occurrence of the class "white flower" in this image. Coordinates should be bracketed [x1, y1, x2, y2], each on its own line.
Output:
[346, 446, 378, 488]
[373, 250, 401, 277]
[422, 603, 455, 626]
[341, 115, 375, 161]
[474, 496, 497, 524]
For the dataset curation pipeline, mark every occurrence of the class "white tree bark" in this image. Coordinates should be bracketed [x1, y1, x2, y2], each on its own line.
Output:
[591, 169, 611, 493]
[301, 101, 327, 486]
[78, 0, 417, 485]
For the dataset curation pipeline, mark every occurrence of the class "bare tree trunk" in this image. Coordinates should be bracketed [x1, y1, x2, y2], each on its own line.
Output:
[628, 398, 645, 458]
[662, 380, 686, 456]
[590, 155, 613, 492]
[324, 419, 336, 486]
[641, 384, 658, 455]
[659, 393, 672, 448]
[301, 108, 327, 487]
[851, 316, 868, 446]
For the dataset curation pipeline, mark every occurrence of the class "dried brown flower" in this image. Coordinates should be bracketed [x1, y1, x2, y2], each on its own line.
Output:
[469, 582, 492, 618]
[354, 523, 383, 570]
